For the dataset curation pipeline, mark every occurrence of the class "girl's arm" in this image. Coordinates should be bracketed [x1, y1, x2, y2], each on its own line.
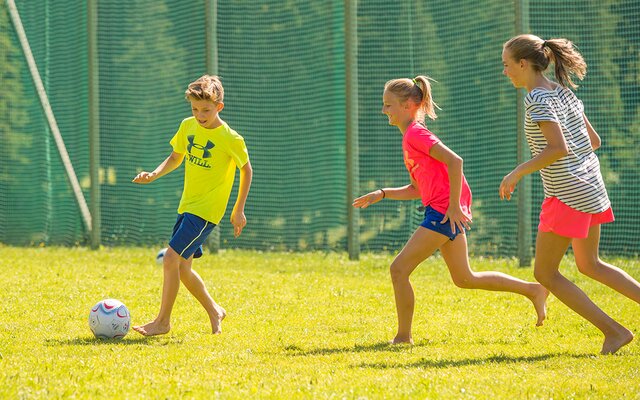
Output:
[230, 160, 253, 237]
[132, 151, 184, 184]
[429, 142, 472, 233]
[583, 114, 601, 151]
[352, 179, 420, 209]
[499, 120, 568, 200]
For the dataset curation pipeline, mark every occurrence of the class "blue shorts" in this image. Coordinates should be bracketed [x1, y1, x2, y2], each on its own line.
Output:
[169, 213, 216, 260]
[419, 205, 464, 241]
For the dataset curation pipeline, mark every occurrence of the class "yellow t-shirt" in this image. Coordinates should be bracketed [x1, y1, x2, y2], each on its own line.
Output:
[170, 117, 249, 224]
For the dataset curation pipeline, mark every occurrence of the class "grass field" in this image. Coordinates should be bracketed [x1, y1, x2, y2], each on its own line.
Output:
[1, 246, 639, 399]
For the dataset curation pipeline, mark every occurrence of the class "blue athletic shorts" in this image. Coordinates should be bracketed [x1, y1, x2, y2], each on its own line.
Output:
[419, 205, 464, 241]
[169, 213, 216, 260]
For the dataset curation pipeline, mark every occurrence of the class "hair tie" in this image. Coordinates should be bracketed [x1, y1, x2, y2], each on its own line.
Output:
[541, 40, 547, 48]
[412, 78, 418, 85]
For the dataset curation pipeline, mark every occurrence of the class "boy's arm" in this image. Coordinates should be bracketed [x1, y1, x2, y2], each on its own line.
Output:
[230, 160, 253, 237]
[132, 151, 184, 184]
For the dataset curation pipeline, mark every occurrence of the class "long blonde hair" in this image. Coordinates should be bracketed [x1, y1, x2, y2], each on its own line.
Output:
[384, 75, 440, 121]
[504, 34, 587, 89]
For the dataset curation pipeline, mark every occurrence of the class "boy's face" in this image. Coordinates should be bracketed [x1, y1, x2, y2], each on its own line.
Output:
[190, 98, 224, 129]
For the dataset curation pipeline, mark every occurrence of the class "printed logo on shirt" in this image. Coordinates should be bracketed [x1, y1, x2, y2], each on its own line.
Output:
[187, 135, 215, 158]
[403, 150, 420, 175]
[186, 135, 214, 169]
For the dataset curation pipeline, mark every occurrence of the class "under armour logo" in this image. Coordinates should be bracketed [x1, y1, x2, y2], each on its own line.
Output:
[431, 221, 436, 226]
[187, 135, 215, 158]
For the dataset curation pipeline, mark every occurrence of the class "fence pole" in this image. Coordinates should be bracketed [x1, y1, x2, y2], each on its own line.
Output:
[7, 0, 93, 235]
[88, 0, 101, 248]
[515, 0, 532, 267]
[205, 0, 220, 253]
[345, 0, 360, 260]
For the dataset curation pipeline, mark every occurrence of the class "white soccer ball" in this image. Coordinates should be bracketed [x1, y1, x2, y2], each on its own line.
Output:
[88, 299, 130, 339]
[156, 248, 168, 265]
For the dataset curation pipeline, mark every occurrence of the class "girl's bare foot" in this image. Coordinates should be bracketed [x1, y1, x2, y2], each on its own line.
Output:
[133, 320, 170, 336]
[530, 284, 549, 326]
[210, 306, 227, 334]
[601, 328, 634, 355]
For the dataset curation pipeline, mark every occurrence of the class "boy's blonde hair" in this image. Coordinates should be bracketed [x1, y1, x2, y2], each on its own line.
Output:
[384, 75, 440, 121]
[185, 75, 224, 103]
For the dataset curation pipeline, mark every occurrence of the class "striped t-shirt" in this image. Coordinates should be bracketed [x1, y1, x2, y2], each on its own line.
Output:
[524, 86, 610, 214]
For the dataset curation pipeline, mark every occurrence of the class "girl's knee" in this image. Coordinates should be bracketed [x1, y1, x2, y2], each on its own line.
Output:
[389, 261, 410, 282]
[451, 272, 475, 289]
[575, 257, 600, 277]
[533, 267, 560, 287]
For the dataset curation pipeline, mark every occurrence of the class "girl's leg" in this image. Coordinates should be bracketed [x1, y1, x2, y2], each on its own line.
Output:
[534, 230, 633, 354]
[439, 234, 549, 326]
[178, 258, 226, 334]
[573, 224, 640, 304]
[133, 247, 182, 336]
[390, 227, 447, 344]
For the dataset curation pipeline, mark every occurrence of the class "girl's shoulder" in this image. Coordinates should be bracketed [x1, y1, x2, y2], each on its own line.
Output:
[525, 87, 555, 104]
[406, 121, 434, 136]
[404, 121, 440, 147]
[526, 85, 578, 102]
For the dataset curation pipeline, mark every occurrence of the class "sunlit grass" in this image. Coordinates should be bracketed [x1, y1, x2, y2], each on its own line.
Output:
[1, 246, 639, 398]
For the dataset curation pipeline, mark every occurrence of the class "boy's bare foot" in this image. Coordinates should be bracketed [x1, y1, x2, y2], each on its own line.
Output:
[209, 306, 227, 334]
[132, 321, 170, 336]
[530, 284, 549, 326]
[601, 328, 634, 355]
[390, 335, 413, 345]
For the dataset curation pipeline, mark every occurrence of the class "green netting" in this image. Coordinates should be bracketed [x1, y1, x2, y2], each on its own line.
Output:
[1, 0, 638, 256]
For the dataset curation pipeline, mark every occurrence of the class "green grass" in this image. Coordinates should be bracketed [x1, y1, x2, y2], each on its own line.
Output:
[1, 246, 639, 399]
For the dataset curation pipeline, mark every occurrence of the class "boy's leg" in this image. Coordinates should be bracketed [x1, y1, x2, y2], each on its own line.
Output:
[178, 257, 226, 334]
[573, 225, 640, 304]
[534, 230, 632, 354]
[133, 246, 182, 336]
[439, 234, 549, 326]
[390, 227, 446, 344]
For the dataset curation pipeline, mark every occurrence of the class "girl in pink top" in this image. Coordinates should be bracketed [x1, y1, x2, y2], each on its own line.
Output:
[353, 76, 549, 344]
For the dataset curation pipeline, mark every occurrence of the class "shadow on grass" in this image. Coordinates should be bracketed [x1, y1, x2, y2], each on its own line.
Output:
[357, 352, 594, 369]
[44, 336, 182, 346]
[284, 340, 427, 356]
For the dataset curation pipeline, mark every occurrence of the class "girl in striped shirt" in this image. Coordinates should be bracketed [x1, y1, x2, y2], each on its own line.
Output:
[353, 76, 549, 345]
[501, 34, 640, 354]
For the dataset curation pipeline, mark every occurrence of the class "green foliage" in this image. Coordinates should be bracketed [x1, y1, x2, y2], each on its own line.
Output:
[1, 247, 639, 398]
[0, 1, 639, 256]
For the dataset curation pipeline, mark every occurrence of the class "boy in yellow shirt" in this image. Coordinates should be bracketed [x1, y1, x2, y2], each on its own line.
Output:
[132, 75, 252, 336]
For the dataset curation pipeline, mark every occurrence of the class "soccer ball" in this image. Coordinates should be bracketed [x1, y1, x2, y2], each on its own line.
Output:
[156, 248, 168, 265]
[88, 299, 131, 339]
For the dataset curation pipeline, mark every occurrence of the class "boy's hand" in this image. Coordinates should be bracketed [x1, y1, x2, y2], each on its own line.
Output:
[132, 171, 157, 184]
[230, 209, 246, 237]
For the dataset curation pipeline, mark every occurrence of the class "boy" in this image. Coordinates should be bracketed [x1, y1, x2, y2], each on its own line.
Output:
[132, 75, 252, 336]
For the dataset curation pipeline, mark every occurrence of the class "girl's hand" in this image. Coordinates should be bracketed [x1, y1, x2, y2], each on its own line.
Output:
[230, 209, 246, 237]
[132, 171, 157, 184]
[441, 205, 472, 234]
[352, 190, 384, 209]
[499, 170, 521, 200]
